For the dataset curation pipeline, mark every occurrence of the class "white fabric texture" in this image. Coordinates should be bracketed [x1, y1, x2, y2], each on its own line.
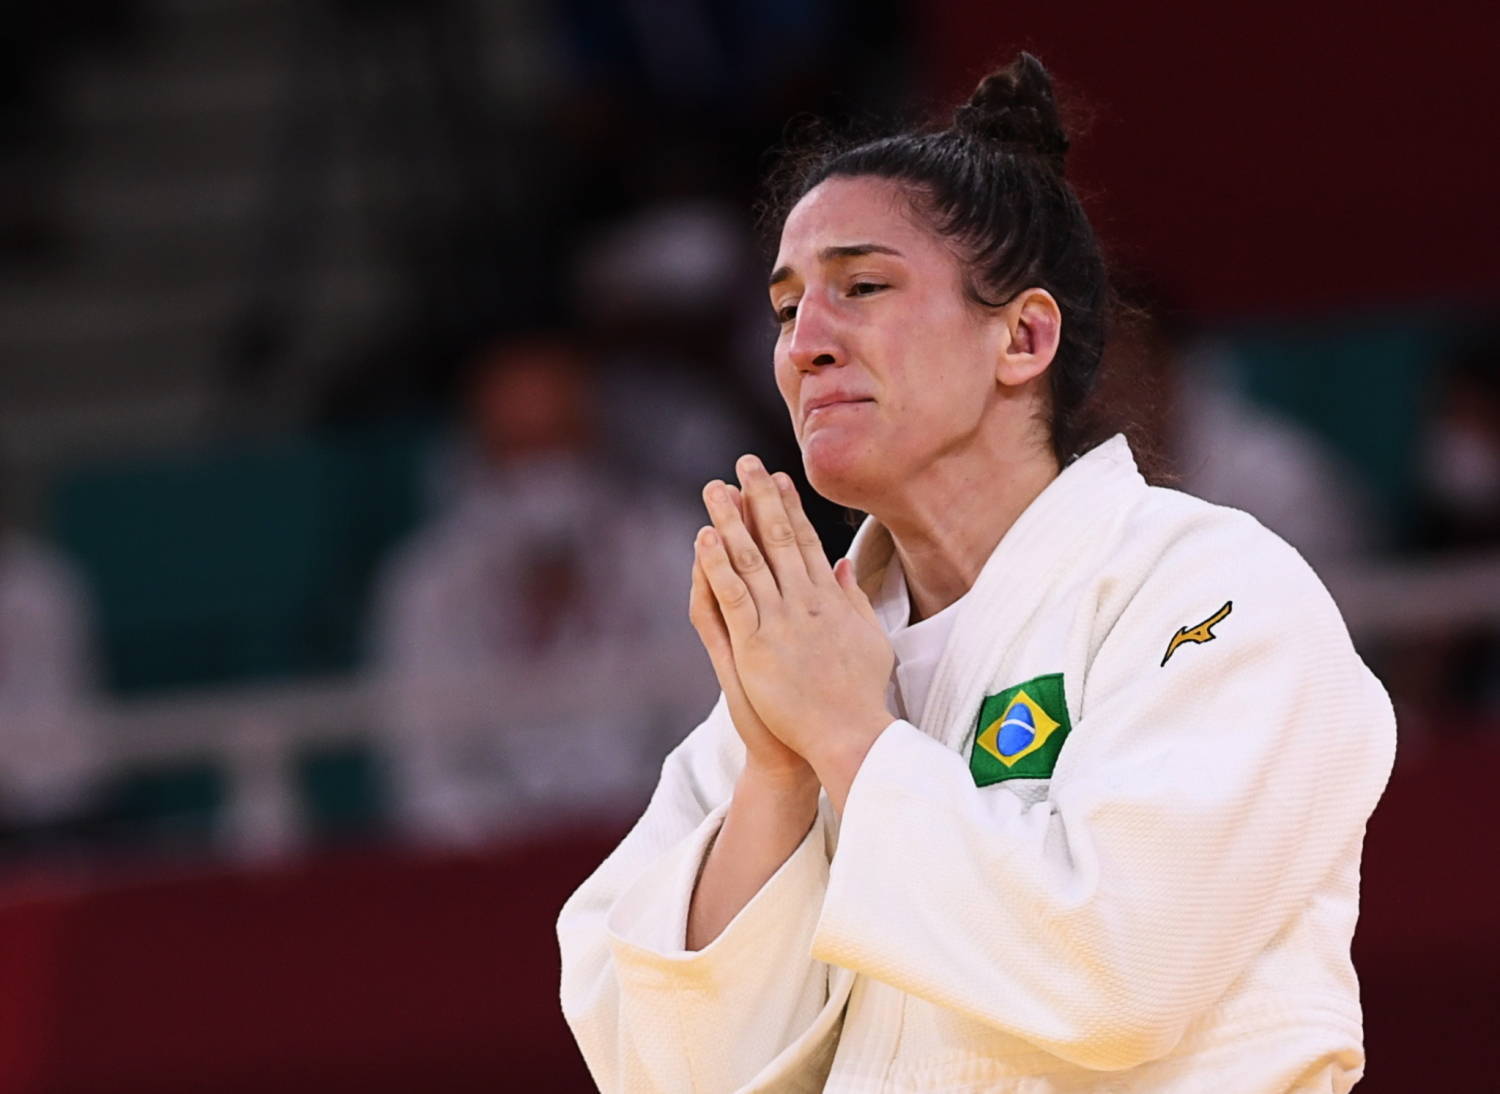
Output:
[880, 558, 966, 726]
[556, 435, 1396, 1092]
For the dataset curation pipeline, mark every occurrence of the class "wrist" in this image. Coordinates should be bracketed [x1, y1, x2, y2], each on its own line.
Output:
[800, 705, 892, 772]
[737, 761, 821, 809]
[806, 708, 894, 815]
[728, 765, 820, 851]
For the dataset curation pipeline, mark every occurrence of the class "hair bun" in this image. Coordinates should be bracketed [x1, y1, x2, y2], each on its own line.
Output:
[952, 52, 1070, 172]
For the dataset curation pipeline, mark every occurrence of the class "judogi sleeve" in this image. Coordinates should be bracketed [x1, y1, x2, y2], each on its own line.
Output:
[812, 527, 1396, 1071]
[557, 695, 839, 1093]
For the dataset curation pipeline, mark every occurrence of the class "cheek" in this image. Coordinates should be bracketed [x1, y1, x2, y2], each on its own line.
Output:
[773, 352, 800, 418]
[896, 334, 992, 431]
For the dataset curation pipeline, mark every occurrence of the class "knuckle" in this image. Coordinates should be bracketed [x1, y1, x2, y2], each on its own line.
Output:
[765, 520, 796, 546]
[722, 581, 751, 608]
[734, 548, 764, 571]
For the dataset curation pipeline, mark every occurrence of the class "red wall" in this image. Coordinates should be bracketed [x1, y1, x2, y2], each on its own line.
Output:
[0, 833, 619, 1094]
[925, 1, 1500, 317]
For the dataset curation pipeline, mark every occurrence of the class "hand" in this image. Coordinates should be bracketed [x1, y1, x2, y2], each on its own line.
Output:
[690, 485, 816, 790]
[696, 455, 894, 786]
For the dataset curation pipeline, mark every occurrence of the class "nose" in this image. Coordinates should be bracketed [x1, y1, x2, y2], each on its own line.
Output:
[786, 292, 843, 374]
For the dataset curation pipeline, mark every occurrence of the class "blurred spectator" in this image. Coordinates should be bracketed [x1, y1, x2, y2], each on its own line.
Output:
[1381, 327, 1500, 733]
[1414, 327, 1500, 552]
[577, 196, 766, 491]
[0, 509, 102, 836]
[1103, 286, 1378, 565]
[369, 332, 707, 848]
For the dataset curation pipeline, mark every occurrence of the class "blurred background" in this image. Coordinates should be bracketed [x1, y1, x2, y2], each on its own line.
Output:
[0, 0, 1496, 1090]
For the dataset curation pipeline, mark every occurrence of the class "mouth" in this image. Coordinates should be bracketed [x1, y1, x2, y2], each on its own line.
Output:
[803, 396, 875, 424]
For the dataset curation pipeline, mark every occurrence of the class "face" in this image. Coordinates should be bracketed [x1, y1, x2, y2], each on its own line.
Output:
[769, 175, 1010, 507]
[471, 340, 593, 463]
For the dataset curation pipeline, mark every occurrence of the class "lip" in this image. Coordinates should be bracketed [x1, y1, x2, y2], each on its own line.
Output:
[802, 393, 875, 423]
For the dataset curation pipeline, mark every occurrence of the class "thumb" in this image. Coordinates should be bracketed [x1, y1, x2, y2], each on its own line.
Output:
[834, 558, 880, 627]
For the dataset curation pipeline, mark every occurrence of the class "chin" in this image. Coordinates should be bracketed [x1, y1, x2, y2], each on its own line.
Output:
[799, 429, 885, 510]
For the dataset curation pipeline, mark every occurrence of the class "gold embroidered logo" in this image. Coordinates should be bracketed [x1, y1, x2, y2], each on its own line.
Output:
[1160, 601, 1233, 667]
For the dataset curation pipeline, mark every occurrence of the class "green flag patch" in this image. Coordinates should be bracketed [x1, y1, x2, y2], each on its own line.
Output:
[969, 673, 1072, 787]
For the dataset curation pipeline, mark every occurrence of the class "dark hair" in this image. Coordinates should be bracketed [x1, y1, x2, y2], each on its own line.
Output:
[762, 53, 1116, 466]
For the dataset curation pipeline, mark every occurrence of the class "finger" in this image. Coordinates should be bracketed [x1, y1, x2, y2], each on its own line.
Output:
[725, 482, 786, 607]
[735, 454, 812, 594]
[726, 484, 783, 598]
[772, 470, 836, 586]
[725, 483, 753, 539]
[703, 479, 780, 607]
[834, 557, 881, 627]
[695, 524, 761, 640]
[689, 553, 736, 669]
[691, 555, 769, 739]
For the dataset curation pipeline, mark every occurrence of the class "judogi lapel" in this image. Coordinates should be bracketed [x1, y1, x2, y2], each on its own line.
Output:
[848, 435, 1145, 752]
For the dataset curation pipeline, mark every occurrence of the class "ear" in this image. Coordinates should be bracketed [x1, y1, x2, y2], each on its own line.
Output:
[996, 288, 1062, 388]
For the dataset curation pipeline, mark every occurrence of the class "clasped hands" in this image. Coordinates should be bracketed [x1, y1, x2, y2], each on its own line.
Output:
[689, 454, 896, 810]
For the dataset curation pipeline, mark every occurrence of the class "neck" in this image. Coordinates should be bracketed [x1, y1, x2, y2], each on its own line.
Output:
[872, 436, 1059, 624]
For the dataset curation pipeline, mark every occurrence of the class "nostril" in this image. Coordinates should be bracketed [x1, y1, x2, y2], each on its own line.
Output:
[812, 353, 836, 366]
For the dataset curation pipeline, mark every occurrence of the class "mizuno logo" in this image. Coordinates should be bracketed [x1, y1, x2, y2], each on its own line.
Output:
[1160, 600, 1233, 667]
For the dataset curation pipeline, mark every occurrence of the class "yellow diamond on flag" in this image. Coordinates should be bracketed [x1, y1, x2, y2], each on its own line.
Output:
[975, 688, 1062, 768]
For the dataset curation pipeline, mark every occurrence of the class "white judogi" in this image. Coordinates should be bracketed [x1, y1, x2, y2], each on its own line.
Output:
[370, 455, 709, 845]
[556, 435, 1396, 1093]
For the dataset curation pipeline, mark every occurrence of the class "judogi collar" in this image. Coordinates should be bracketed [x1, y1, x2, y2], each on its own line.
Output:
[845, 434, 1147, 751]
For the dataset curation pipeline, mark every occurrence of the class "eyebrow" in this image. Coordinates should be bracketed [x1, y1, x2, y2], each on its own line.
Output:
[768, 243, 904, 289]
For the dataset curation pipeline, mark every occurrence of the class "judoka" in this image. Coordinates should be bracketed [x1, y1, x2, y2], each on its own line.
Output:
[558, 53, 1395, 1093]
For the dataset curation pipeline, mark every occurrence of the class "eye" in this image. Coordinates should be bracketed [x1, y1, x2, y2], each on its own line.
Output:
[774, 301, 799, 324]
[849, 281, 887, 297]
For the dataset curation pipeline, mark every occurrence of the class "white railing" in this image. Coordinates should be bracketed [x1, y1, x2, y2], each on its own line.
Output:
[1323, 552, 1500, 637]
[3, 637, 718, 861]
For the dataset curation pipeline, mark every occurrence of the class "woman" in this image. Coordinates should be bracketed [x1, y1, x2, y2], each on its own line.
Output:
[558, 53, 1394, 1093]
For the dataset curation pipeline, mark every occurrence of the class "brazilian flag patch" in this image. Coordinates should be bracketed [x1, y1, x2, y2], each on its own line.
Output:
[968, 673, 1072, 787]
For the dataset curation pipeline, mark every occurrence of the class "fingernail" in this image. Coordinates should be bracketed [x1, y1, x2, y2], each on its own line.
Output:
[773, 472, 793, 492]
[702, 528, 718, 546]
[737, 454, 762, 474]
[706, 482, 728, 503]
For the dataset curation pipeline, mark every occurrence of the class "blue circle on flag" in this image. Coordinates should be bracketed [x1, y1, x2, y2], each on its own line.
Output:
[997, 701, 1036, 757]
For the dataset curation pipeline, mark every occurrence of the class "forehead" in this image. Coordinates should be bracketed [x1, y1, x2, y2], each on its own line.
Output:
[774, 176, 936, 267]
